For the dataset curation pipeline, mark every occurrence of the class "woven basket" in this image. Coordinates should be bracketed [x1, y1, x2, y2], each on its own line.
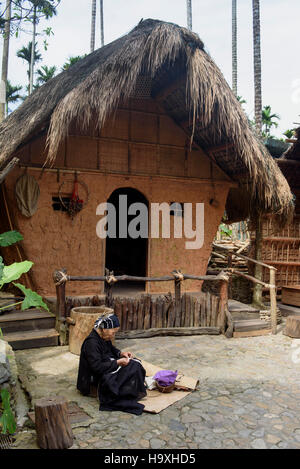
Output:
[155, 382, 175, 393]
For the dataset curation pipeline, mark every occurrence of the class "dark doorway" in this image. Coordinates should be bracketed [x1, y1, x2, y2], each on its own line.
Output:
[105, 187, 148, 295]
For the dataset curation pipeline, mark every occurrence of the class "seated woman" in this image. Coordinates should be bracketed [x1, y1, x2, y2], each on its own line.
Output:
[77, 312, 147, 415]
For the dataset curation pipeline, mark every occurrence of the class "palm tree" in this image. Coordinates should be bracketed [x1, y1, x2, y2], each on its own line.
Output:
[252, 0, 262, 135]
[17, 41, 42, 92]
[0, 0, 11, 121]
[36, 64, 57, 85]
[90, 0, 96, 52]
[100, 0, 104, 47]
[262, 105, 280, 137]
[6, 80, 23, 114]
[187, 0, 192, 30]
[232, 0, 237, 96]
[252, 0, 264, 308]
[28, 1, 59, 95]
[61, 55, 86, 71]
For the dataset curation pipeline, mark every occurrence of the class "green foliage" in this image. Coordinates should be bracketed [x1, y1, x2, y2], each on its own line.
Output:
[62, 55, 86, 71]
[14, 282, 49, 312]
[0, 230, 49, 313]
[283, 129, 296, 139]
[0, 389, 16, 435]
[6, 80, 24, 114]
[0, 261, 33, 288]
[0, 231, 24, 247]
[262, 105, 280, 137]
[219, 223, 232, 238]
[36, 64, 56, 84]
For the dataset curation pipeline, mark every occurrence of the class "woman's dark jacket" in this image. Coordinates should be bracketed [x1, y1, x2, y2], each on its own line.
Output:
[77, 329, 121, 396]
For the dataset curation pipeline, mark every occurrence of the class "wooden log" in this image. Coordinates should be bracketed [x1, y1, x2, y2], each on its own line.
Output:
[200, 293, 206, 327]
[132, 299, 138, 330]
[269, 268, 277, 335]
[144, 295, 151, 330]
[0, 157, 19, 184]
[34, 396, 73, 449]
[167, 301, 175, 328]
[174, 279, 181, 327]
[114, 299, 122, 329]
[194, 298, 200, 327]
[115, 327, 221, 339]
[151, 300, 157, 329]
[121, 299, 128, 331]
[137, 298, 144, 330]
[217, 277, 229, 334]
[127, 299, 134, 331]
[156, 297, 163, 329]
[225, 308, 234, 339]
[206, 293, 211, 327]
[181, 294, 186, 327]
[184, 294, 190, 327]
[163, 298, 170, 328]
[284, 316, 300, 338]
[211, 295, 218, 327]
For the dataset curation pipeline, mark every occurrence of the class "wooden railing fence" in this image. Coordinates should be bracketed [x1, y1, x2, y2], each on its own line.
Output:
[53, 269, 231, 343]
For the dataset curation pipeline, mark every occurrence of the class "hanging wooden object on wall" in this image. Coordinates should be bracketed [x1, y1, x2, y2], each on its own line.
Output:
[15, 172, 40, 217]
[58, 173, 89, 220]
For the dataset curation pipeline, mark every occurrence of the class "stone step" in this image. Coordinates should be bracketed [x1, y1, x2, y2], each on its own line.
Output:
[233, 318, 270, 332]
[0, 309, 56, 334]
[277, 303, 300, 318]
[228, 300, 260, 320]
[3, 328, 60, 350]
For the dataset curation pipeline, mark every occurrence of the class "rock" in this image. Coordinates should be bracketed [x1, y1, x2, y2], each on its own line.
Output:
[266, 434, 281, 445]
[0, 339, 11, 384]
[150, 438, 166, 449]
[251, 439, 267, 449]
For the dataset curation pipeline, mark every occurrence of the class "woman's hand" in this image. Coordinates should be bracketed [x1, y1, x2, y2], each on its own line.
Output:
[120, 351, 133, 359]
[117, 357, 130, 367]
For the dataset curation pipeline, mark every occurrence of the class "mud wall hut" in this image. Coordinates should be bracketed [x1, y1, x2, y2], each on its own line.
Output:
[0, 19, 293, 299]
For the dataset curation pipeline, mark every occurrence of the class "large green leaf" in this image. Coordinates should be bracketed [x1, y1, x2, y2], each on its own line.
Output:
[0, 231, 23, 247]
[13, 283, 49, 312]
[0, 389, 16, 435]
[0, 261, 33, 288]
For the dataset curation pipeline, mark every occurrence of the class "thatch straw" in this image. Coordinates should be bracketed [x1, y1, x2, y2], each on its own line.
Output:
[0, 19, 294, 224]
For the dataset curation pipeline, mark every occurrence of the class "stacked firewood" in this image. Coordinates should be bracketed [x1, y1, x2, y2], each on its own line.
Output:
[208, 240, 250, 273]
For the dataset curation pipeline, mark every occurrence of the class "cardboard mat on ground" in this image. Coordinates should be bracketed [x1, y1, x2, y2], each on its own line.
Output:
[138, 359, 199, 414]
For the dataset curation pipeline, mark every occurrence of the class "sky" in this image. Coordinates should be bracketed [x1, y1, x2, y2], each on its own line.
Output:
[3, 0, 300, 137]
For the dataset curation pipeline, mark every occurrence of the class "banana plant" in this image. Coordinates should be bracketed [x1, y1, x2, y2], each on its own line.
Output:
[0, 230, 49, 313]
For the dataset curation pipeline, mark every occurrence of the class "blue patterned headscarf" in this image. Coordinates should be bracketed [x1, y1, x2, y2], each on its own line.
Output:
[94, 313, 120, 330]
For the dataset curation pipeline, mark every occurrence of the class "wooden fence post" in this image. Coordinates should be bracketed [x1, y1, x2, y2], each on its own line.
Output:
[217, 272, 229, 334]
[53, 269, 68, 346]
[269, 267, 277, 335]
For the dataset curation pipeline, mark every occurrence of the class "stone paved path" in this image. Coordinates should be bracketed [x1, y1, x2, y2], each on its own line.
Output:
[10, 329, 300, 449]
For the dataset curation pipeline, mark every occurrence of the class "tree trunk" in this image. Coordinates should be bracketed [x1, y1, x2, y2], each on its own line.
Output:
[232, 0, 237, 96]
[90, 0, 97, 52]
[252, 0, 262, 135]
[0, 0, 11, 121]
[252, 215, 265, 308]
[29, 7, 37, 95]
[34, 396, 74, 449]
[187, 0, 192, 30]
[252, 0, 264, 307]
[100, 0, 104, 47]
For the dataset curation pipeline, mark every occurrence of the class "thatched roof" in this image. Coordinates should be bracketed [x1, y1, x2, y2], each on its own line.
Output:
[0, 18, 294, 223]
